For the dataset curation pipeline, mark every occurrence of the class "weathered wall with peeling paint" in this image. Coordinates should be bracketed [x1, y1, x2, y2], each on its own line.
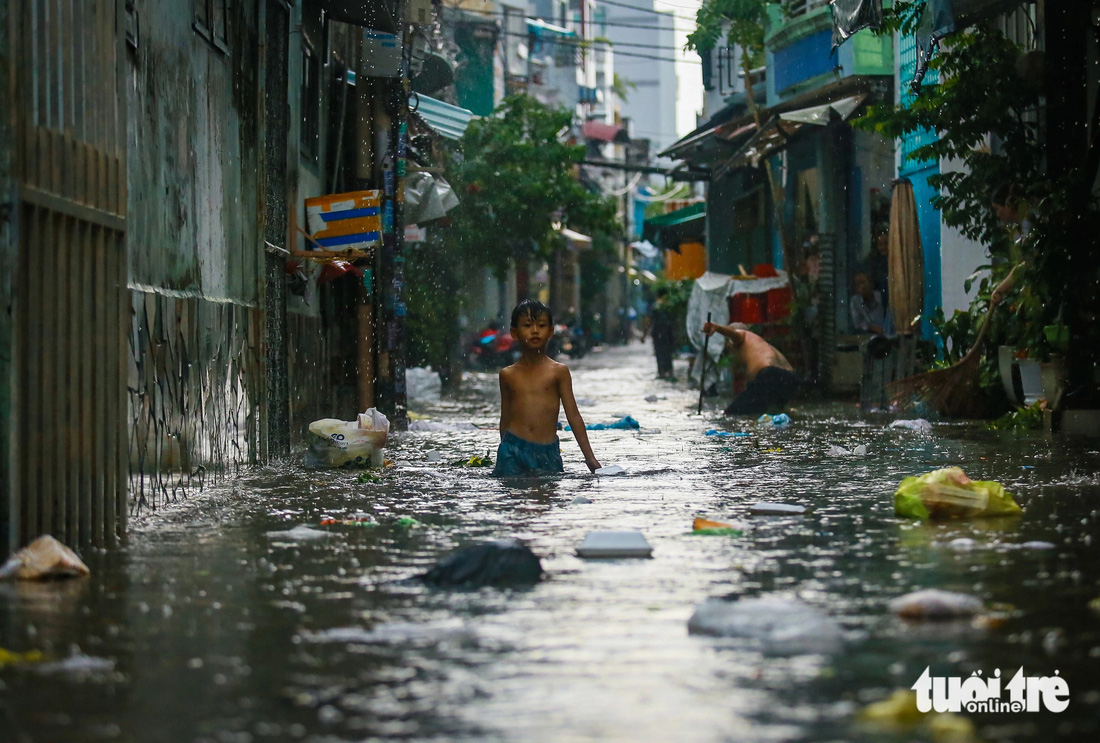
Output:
[125, 2, 335, 511]
[128, 3, 261, 302]
[0, 0, 14, 551]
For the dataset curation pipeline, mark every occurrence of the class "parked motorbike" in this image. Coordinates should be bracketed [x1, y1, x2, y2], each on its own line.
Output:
[469, 325, 519, 369]
[551, 322, 588, 359]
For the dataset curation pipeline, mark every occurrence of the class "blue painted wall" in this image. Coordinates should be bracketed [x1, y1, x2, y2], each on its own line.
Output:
[772, 29, 836, 94]
[897, 31, 942, 339]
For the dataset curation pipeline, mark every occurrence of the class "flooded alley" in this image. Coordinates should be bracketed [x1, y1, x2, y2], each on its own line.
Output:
[3, 342, 1099, 743]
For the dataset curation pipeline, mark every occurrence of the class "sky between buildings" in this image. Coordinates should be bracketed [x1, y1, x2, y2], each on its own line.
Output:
[655, 0, 704, 140]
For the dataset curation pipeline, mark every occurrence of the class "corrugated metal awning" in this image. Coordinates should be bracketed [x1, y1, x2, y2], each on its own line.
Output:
[526, 18, 575, 38]
[582, 120, 630, 143]
[410, 94, 475, 141]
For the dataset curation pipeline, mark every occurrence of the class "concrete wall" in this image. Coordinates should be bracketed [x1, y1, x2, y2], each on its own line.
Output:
[603, 1, 678, 158]
[938, 156, 989, 319]
[0, 0, 12, 551]
[124, 2, 336, 507]
[125, 2, 265, 508]
[127, 3, 261, 302]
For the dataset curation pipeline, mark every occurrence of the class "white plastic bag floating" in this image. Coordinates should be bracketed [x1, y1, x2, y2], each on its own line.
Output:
[0, 535, 90, 580]
[306, 408, 389, 468]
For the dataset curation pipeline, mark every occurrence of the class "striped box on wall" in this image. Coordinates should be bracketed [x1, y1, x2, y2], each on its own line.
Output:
[305, 190, 382, 251]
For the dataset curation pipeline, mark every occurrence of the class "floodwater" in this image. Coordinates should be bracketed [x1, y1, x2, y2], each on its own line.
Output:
[2, 342, 1099, 743]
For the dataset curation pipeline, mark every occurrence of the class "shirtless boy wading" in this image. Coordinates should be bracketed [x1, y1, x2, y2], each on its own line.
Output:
[494, 300, 601, 477]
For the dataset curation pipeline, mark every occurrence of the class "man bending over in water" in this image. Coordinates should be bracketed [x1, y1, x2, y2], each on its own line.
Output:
[702, 321, 799, 416]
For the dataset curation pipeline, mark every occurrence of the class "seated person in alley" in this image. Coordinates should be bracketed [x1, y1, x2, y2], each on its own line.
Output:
[702, 321, 799, 416]
[494, 299, 601, 476]
[850, 272, 887, 334]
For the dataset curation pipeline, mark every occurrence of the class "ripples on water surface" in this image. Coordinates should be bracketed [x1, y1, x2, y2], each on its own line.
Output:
[2, 344, 1099, 742]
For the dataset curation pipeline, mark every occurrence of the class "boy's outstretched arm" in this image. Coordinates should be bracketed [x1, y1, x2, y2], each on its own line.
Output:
[559, 366, 601, 472]
[498, 369, 512, 440]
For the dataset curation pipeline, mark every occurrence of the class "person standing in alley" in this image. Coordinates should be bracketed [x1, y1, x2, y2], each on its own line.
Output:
[494, 299, 602, 476]
[869, 229, 890, 309]
[702, 320, 799, 416]
[649, 286, 676, 380]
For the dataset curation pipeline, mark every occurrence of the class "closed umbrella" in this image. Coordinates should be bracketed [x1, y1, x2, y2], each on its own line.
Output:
[887, 179, 924, 334]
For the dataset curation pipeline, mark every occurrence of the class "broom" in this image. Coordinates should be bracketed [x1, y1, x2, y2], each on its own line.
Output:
[889, 264, 1021, 418]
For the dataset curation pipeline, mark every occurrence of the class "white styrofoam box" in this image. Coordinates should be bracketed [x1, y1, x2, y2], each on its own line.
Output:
[576, 531, 653, 559]
[748, 502, 806, 515]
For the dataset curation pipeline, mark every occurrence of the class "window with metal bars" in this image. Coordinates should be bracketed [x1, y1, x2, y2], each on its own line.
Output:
[898, 31, 939, 172]
[194, 0, 229, 54]
[786, 0, 829, 19]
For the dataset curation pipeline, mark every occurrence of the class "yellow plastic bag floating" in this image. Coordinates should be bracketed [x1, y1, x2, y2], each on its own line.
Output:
[894, 467, 1021, 520]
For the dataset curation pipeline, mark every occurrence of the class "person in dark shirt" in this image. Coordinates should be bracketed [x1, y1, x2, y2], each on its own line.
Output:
[649, 287, 676, 380]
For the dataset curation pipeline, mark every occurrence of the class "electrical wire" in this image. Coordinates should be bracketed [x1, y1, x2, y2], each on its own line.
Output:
[440, 5, 693, 32]
[607, 171, 646, 195]
[597, 0, 699, 23]
[503, 31, 701, 64]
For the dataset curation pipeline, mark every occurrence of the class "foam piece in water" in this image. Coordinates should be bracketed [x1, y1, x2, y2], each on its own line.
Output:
[576, 531, 653, 558]
[749, 502, 806, 515]
[594, 465, 626, 476]
[266, 525, 338, 541]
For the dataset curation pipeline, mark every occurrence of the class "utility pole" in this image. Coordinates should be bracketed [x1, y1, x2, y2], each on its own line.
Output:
[378, 23, 411, 431]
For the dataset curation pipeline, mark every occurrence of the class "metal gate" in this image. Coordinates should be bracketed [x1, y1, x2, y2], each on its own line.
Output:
[10, 0, 128, 548]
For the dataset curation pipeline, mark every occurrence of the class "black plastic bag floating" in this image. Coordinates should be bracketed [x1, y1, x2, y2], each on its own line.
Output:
[911, 0, 957, 94]
[420, 539, 543, 588]
[829, 0, 884, 50]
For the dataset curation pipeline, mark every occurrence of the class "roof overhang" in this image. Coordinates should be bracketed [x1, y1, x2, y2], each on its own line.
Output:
[410, 94, 475, 140]
[582, 120, 630, 144]
[559, 227, 593, 248]
[662, 76, 884, 176]
[642, 203, 706, 252]
[713, 93, 867, 178]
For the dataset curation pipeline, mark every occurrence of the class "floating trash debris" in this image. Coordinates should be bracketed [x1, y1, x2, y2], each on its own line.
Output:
[565, 415, 640, 431]
[451, 454, 494, 467]
[827, 444, 868, 456]
[576, 531, 653, 558]
[421, 539, 543, 588]
[0, 535, 90, 581]
[0, 647, 45, 668]
[894, 467, 1021, 520]
[594, 464, 626, 476]
[749, 502, 806, 516]
[888, 589, 983, 620]
[690, 517, 744, 537]
[890, 419, 933, 433]
[687, 597, 843, 654]
[266, 525, 339, 541]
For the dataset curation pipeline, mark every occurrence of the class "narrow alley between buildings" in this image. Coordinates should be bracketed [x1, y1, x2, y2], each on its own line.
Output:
[3, 342, 1099, 743]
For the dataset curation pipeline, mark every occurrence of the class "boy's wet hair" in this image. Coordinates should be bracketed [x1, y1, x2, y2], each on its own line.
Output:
[511, 299, 553, 327]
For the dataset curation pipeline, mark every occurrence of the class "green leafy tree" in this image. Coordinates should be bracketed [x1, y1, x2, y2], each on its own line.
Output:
[858, 4, 1100, 407]
[854, 9, 1063, 364]
[446, 94, 620, 279]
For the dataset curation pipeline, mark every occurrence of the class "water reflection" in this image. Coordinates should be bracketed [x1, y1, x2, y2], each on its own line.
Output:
[1, 343, 1099, 742]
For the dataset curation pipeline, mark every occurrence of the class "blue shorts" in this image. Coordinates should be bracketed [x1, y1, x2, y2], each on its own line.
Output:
[492, 431, 564, 477]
